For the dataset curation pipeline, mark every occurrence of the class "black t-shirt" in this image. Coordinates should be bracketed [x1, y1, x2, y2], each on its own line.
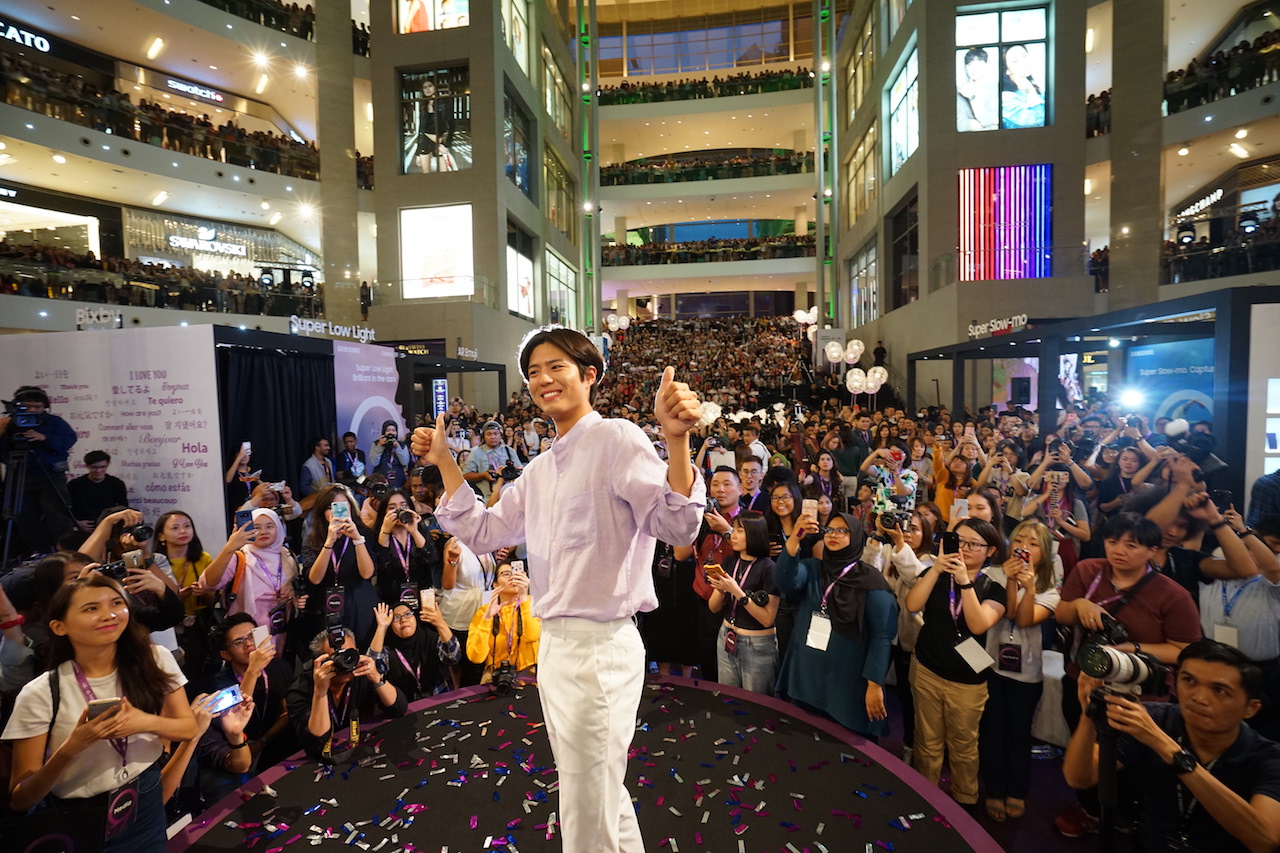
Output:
[720, 555, 779, 632]
[1156, 547, 1212, 603]
[913, 567, 1004, 685]
[1117, 703, 1280, 853]
[67, 474, 129, 522]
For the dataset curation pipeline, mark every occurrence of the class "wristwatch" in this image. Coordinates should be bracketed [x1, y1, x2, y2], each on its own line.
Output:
[1168, 748, 1199, 775]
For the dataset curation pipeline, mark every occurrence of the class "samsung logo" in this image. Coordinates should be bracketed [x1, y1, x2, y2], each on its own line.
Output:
[0, 21, 51, 52]
[166, 79, 224, 103]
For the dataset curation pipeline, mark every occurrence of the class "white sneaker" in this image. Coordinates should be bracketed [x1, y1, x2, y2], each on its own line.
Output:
[900, 746, 914, 766]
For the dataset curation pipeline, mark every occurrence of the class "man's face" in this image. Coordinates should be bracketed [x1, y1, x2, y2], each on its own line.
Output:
[220, 622, 257, 668]
[316, 439, 331, 456]
[739, 462, 763, 492]
[744, 429, 759, 444]
[483, 427, 502, 448]
[526, 342, 595, 420]
[343, 435, 358, 453]
[1176, 658, 1260, 734]
[709, 471, 741, 509]
[856, 416, 871, 431]
[86, 460, 110, 483]
[1082, 419, 1103, 438]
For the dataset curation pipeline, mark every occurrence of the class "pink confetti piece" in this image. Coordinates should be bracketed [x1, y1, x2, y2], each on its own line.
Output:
[469, 815, 478, 830]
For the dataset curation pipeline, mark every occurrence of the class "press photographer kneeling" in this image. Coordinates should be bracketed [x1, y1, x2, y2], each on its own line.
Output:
[1063, 640, 1280, 853]
[466, 561, 539, 695]
[284, 617, 406, 762]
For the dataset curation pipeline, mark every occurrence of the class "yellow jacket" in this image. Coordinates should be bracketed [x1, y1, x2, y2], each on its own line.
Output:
[466, 597, 540, 671]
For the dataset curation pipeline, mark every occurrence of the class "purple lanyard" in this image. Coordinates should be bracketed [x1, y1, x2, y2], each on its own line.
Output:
[250, 551, 283, 591]
[819, 562, 859, 614]
[1085, 565, 1152, 607]
[329, 539, 350, 577]
[392, 535, 411, 580]
[327, 682, 352, 729]
[393, 648, 419, 685]
[71, 663, 128, 767]
[727, 556, 754, 621]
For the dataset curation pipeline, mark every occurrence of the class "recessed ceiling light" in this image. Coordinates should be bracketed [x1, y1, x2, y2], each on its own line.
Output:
[1236, 128, 1248, 139]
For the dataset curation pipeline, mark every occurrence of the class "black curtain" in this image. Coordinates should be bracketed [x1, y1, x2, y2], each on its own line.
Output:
[217, 346, 336, 518]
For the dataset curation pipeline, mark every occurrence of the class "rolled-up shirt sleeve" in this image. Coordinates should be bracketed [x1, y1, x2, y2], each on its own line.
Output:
[611, 422, 705, 548]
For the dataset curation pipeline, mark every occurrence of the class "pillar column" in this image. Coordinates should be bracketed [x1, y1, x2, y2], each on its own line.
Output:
[614, 289, 629, 314]
[795, 281, 810, 309]
[315, 3, 360, 320]
[794, 206, 809, 238]
[613, 216, 627, 244]
[1107, 0, 1166, 309]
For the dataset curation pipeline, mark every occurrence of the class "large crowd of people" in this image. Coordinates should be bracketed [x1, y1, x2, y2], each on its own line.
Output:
[3, 54, 320, 181]
[195, 0, 315, 40]
[0, 241, 323, 316]
[1087, 27, 1280, 136]
[600, 151, 814, 186]
[2, 314, 1280, 852]
[1161, 208, 1280, 284]
[602, 234, 816, 265]
[596, 67, 812, 105]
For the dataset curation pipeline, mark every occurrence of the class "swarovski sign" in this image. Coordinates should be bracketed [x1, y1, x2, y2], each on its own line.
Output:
[167, 227, 247, 257]
[166, 78, 224, 103]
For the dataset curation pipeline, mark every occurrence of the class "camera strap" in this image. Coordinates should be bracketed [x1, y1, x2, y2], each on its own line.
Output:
[1174, 736, 1220, 837]
[1086, 565, 1155, 613]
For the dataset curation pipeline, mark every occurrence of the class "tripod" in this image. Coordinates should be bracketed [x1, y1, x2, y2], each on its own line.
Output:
[2, 442, 76, 574]
[1089, 686, 1132, 853]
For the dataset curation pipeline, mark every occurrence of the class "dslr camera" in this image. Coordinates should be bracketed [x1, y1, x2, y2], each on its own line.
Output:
[96, 560, 129, 583]
[492, 661, 517, 696]
[323, 593, 360, 675]
[499, 462, 521, 482]
[1074, 612, 1169, 729]
[396, 508, 416, 524]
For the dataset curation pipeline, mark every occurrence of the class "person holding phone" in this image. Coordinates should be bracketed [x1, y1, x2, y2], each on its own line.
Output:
[160, 686, 255, 808]
[465, 562, 541, 682]
[200, 509, 299, 653]
[367, 601, 459, 700]
[904, 518, 1007, 811]
[705, 513, 779, 694]
[774, 510, 896, 737]
[977, 520, 1060, 822]
[207, 613, 296, 766]
[300, 485, 377, 644]
[410, 326, 704, 853]
[3, 573, 197, 851]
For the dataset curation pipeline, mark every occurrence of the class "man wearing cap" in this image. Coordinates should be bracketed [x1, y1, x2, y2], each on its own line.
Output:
[462, 420, 522, 499]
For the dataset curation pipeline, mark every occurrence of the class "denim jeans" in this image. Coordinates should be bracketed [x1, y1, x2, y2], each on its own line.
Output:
[716, 621, 779, 695]
[103, 763, 165, 853]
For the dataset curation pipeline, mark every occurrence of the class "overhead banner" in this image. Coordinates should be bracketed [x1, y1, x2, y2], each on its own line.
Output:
[0, 326, 224, 541]
[332, 341, 406, 459]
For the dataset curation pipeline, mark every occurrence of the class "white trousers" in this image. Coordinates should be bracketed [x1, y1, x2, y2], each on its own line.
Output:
[538, 616, 646, 853]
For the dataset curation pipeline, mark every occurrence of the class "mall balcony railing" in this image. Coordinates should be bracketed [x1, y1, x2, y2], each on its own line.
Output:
[1163, 203, 1280, 284]
[3, 80, 320, 181]
[600, 152, 814, 186]
[927, 246, 1092, 292]
[0, 259, 324, 317]
[602, 238, 817, 266]
[596, 68, 813, 106]
[193, 0, 315, 41]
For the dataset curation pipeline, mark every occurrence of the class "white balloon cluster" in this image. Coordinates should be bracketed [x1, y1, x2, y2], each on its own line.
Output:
[696, 400, 722, 429]
[604, 313, 632, 332]
[843, 359, 889, 395]
[844, 339, 864, 364]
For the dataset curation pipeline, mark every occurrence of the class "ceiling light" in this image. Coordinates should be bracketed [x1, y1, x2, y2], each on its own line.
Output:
[209, 65, 218, 70]
[146, 37, 165, 60]
[1236, 128, 1249, 139]
[252, 52, 269, 67]
[255, 74, 269, 95]
[1229, 143, 1250, 159]
[293, 64, 309, 79]
[1085, 27, 1095, 53]
[51, 154, 66, 164]
[1177, 147, 1190, 156]
[297, 203, 315, 218]
[152, 191, 169, 205]
[268, 211, 283, 225]
[260, 201, 270, 210]
[1084, 178, 1092, 194]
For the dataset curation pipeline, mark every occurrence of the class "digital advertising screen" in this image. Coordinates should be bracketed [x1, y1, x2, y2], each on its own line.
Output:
[956, 8, 1047, 131]
[400, 67, 472, 174]
[400, 205, 474, 299]
[506, 245, 535, 319]
[397, 0, 469, 34]
[1125, 338, 1215, 423]
[1240, 181, 1280, 223]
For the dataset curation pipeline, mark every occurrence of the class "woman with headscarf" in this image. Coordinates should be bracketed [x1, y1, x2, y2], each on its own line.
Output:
[200, 508, 298, 653]
[774, 509, 897, 739]
[367, 600, 460, 701]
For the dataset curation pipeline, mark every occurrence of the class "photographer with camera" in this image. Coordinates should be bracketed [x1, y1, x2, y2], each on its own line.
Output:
[465, 562, 540, 689]
[1063, 640, 1280, 853]
[236, 480, 302, 523]
[1053, 512, 1203, 838]
[0, 385, 77, 557]
[461, 421, 522, 500]
[372, 488, 439, 604]
[368, 420, 410, 490]
[285, 625, 406, 762]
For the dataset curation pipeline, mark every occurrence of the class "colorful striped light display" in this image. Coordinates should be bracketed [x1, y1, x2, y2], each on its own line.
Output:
[958, 164, 1052, 281]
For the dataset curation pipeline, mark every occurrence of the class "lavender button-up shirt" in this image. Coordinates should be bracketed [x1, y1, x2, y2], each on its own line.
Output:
[434, 411, 705, 622]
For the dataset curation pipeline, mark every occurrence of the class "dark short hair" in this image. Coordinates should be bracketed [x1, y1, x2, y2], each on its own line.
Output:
[1102, 512, 1163, 548]
[210, 612, 258, 653]
[733, 511, 772, 559]
[711, 465, 739, 480]
[310, 435, 328, 451]
[83, 450, 110, 467]
[1254, 515, 1280, 540]
[518, 328, 605, 404]
[1177, 640, 1264, 701]
[743, 425, 759, 436]
[13, 385, 50, 408]
[342, 431, 357, 441]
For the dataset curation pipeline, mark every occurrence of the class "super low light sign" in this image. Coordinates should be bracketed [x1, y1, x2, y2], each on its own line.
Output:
[166, 78, 225, 104]
[1, 19, 51, 52]
[167, 227, 247, 257]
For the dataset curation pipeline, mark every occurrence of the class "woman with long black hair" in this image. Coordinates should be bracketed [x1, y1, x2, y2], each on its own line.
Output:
[372, 488, 440, 604]
[301, 484, 377, 643]
[4, 573, 196, 851]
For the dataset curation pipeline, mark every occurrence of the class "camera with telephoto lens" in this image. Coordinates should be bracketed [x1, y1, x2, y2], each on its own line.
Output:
[500, 462, 521, 482]
[397, 508, 416, 524]
[369, 481, 390, 500]
[492, 661, 517, 696]
[1075, 612, 1169, 728]
[128, 523, 154, 543]
[96, 560, 129, 582]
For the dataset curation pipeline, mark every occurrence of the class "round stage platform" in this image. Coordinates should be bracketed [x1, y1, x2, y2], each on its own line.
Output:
[172, 676, 1001, 853]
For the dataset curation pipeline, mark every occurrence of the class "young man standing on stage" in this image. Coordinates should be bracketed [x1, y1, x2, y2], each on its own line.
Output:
[412, 327, 704, 853]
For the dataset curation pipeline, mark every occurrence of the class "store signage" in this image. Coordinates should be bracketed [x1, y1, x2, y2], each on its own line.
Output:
[290, 315, 377, 344]
[456, 345, 477, 360]
[1177, 188, 1223, 219]
[432, 378, 449, 419]
[167, 227, 247, 257]
[75, 307, 123, 330]
[1, 20, 51, 52]
[166, 78, 225, 103]
[968, 313, 1029, 339]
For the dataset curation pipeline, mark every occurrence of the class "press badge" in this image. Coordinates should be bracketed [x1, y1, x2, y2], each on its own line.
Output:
[954, 637, 994, 673]
[1214, 624, 1240, 648]
[806, 612, 832, 651]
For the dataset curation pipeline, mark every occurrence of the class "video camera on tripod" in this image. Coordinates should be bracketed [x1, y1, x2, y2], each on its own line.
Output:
[2, 399, 45, 436]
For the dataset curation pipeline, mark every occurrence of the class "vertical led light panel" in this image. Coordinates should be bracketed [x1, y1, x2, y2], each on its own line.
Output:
[958, 164, 1051, 280]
